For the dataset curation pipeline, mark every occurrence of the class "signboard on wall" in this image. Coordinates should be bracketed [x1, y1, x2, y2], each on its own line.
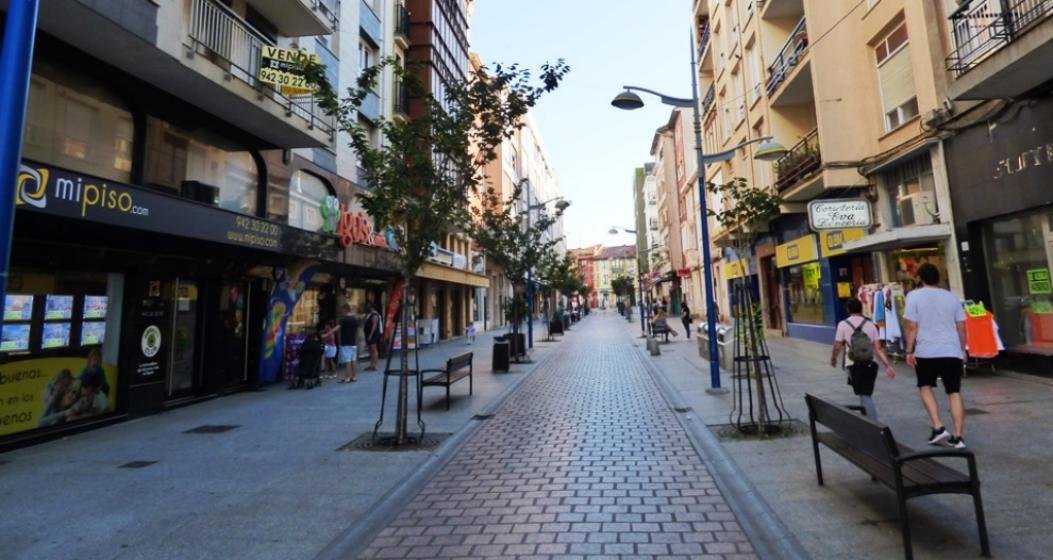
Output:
[808, 199, 872, 230]
[0, 356, 118, 437]
[258, 46, 320, 96]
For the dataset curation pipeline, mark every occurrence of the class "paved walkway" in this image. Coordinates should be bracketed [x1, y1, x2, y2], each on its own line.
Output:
[358, 313, 756, 559]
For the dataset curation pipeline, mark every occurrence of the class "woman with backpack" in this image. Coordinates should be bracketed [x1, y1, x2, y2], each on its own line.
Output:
[830, 298, 897, 420]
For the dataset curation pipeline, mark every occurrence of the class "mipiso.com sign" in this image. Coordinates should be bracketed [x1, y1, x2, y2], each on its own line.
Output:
[17, 164, 150, 218]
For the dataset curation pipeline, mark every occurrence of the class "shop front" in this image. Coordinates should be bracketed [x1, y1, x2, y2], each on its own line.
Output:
[776, 233, 839, 343]
[946, 95, 1053, 373]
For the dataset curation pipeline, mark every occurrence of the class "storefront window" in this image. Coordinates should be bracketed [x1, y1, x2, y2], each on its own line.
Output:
[143, 118, 258, 215]
[883, 155, 937, 227]
[22, 61, 134, 183]
[786, 262, 824, 325]
[0, 271, 123, 438]
[288, 171, 332, 231]
[888, 247, 948, 292]
[982, 211, 1053, 353]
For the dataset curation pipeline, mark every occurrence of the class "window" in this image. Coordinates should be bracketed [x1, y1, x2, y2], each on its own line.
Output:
[874, 20, 917, 132]
[786, 262, 824, 325]
[746, 42, 762, 105]
[143, 118, 259, 215]
[288, 171, 332, 232]
[883, 154, 936, 227]
[22, 61, 134, 183]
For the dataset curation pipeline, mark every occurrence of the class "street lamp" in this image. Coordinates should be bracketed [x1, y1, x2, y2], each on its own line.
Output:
[524, 190, 570, 350]
[610, 34, 786, 393]
[610, 226, 661, 338]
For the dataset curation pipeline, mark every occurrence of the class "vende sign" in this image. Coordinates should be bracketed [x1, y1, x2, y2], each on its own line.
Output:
[808, 199, 872, 230]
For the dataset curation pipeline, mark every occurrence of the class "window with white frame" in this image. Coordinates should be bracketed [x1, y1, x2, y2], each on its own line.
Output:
[874, 20, 918, 132]
[746, 41, 762, 105]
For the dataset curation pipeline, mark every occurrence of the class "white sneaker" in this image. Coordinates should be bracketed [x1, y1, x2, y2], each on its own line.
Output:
[928, 427, 951, 445]
[948, 436, 966, 449]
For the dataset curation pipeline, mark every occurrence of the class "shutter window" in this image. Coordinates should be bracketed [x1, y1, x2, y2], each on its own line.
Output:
[878, 45, 915, 113]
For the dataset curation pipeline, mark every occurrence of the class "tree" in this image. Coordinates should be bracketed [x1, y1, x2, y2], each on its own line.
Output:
[706, 177, 787, 434]
[310, 58, 568, 445]
[610, 275, 635, 305]
[470, 182, 565, 350]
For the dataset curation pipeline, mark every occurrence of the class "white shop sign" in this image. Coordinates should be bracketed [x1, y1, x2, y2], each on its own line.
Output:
[808, 199, 872, 230]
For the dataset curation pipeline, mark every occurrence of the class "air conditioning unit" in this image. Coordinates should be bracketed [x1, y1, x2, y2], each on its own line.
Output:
[898, 192, 937, 226]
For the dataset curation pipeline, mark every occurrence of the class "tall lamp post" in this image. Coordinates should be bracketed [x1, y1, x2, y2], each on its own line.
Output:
[524, 186, 570, 350]
[610, 33, 786, 392]
[609, 226, 655, 338]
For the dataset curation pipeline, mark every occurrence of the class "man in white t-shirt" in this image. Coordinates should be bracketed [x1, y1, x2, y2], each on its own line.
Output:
[831, 298, 896, 420]
[903, 263, 968, 449]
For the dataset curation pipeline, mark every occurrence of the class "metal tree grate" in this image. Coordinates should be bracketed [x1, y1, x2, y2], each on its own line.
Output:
[119, 461, 158, 469]
[339, 432, 452, 452]
[183, 425, 240, 434]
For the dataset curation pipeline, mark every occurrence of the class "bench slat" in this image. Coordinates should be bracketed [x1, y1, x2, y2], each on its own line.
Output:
[422, 370, 471, 386]
[817, 432, 970, 489]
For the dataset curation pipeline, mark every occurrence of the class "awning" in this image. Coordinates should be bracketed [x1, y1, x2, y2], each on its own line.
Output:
[417, 262, 490, 288]
[839, 224, 953, 254]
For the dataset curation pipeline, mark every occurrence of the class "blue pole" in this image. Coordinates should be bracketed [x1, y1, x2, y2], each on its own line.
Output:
[0, 0, 41, 303]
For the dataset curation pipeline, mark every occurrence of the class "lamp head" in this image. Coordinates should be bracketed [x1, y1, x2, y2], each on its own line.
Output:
[754, 140, 788, 161]
[554, 199, 571, 212]
[611, 90, 644, 110]
[608, 227, 620, 235]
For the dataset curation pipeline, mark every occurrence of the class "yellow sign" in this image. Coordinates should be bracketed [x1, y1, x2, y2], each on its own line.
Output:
[819, 229, 867, 258]
[725, 259, 748, 280]
[258, 46, 321, 96]
[0, 356, 118, 437]
[776, 234, 819, 268]
[837, 282, 852, 298]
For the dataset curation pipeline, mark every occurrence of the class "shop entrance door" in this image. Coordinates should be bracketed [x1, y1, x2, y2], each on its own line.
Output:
[761, 257, 782, 330]
[452, 288, 463, 338]
[167, 279, 199, 397]
[219, 282, 249, 388]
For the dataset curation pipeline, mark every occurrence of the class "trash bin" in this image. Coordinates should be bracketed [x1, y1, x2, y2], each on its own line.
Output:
[698, 321, 735, 371]
[492, 336, 510, 372]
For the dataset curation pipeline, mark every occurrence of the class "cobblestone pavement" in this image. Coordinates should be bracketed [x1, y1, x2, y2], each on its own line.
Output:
[360, 314, 756, 559]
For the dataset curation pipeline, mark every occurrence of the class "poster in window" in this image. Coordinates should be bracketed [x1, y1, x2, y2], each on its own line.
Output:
[3, 295, 33, 321]
[45, 295, 74, 320]
[1, 324, 31, 352]
[41, 322, 71, 349]
[80, 321, 106, 346]
[82, 296, 108, 319]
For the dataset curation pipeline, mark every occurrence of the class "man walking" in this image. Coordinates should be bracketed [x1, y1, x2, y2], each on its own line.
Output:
[338, 304, 359, 383]
[364, 304, 382, 372]
[831, 298, 896, 420]
[680, 302, 693, 339]
[903, 264, 969, 448]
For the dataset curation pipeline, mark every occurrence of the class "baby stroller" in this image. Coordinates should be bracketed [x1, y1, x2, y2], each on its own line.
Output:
[292, 333, 324, 389]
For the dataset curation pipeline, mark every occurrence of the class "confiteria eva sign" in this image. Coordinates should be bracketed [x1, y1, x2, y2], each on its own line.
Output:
[16, 163, 150, 218]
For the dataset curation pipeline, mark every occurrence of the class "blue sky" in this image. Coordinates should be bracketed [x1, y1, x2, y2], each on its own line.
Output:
[470, 0, 692, 250]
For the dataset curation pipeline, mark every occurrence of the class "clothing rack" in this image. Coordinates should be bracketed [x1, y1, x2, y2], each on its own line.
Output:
[857, 283, 907, 362]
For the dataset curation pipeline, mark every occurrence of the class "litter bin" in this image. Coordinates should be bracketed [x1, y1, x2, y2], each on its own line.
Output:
[492, 336, 510, 372]
[698, 321, 735, 371]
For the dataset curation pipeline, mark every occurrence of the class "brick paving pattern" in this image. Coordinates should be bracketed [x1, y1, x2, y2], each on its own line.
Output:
[360, 316, 756, 559]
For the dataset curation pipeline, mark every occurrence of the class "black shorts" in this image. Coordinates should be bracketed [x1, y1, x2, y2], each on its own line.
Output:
[848, 361, 878, 396]
[915, 357, 963, 394]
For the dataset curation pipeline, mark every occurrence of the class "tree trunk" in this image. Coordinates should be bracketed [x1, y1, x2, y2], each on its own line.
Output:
[394, 275, 411, 445]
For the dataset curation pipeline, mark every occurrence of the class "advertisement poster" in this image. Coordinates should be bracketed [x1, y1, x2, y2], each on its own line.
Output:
[1, 324, 31, 352]
[41, 323, 71, 349]
[4, 295, 33, 321]
[258, 261, 319, 384]
[80, 322, 106, 346]
[44, 295, 73, 320]
[83, 296, 108, 319]
[383, 279, 405, 346]
[0, 354, 118, 437]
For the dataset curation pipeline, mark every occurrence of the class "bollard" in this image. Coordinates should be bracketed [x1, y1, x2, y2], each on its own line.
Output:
[647, 337, 660, 356]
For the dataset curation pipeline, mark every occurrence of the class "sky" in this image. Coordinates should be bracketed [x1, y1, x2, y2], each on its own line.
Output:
[470, 0, 692, 250]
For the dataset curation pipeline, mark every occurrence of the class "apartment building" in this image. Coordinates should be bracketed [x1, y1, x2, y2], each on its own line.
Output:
[692, 0, 964, 343]
[649, 115, 686, 314]
[938, 0, 1053, 373]
[568, 245, 637, 309]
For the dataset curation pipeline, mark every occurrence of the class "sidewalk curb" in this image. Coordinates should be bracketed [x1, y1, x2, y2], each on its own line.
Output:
[632, 339, 811, 560]
[312, 332, 568, 560]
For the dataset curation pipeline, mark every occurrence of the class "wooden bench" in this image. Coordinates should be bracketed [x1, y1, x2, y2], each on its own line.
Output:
[805, 394, 990, 560]
[420, 352, 473, 410]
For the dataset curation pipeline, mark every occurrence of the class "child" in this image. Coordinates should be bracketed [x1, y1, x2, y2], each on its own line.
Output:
[466, 321, 476, 344]
[321, 320, 339, 379]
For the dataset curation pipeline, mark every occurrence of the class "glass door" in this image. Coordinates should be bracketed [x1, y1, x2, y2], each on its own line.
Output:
[167, 279, 199, 396]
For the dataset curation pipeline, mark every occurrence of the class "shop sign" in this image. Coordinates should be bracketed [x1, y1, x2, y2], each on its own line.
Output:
[0, 356, 117, 437]
[1027, 268, 1052, 295]
[819, 228, 867, 258]
[992, 143, 1053, 181]
[258, 46, 320, 96]
[775, 235, 818, 268]
[808, 200, 871, 230]
[15, 162, 284, 252]
[725, 260, 748, 280]
[133, 291, 167, 382]
[676, 268, 692, 278]
[321, 196, 397, 251]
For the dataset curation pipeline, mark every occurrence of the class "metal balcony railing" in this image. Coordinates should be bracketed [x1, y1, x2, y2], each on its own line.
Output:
[701, 84, 716, 115]
[395, 3, 411, 38]
[774, 128, 820, 192]
[765, 17, 808, 97]
[697, 23, 711, 59]
[188, 0, 335, 138]
[315, 0, 339, 28]
[946, 0, 1053, 75]
[394, 80, 409, 115]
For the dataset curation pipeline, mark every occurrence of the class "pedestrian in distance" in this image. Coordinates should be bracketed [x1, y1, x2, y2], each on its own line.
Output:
[363, 304, 382, 372]
[903, 263, 969, 448]
[466, 321, 476, 344]
[338, 304, 359, 383]
[831, 298, 896, 420]
[321, 319, 339, 379]
[680, 302, 693, 339]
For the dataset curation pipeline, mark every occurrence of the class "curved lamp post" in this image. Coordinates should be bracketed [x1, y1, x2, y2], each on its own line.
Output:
[525, 193, 570, 349]
[610, 35, 786, 392]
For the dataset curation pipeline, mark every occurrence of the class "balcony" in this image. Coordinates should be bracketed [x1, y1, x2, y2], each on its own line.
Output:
[701, 84, 716, 115]
[358, 90, 381, 122]
[765, 17, 809, 99]
[395, 3, 411, 48]
[360, 0, 382, 46]
[394, 80, 410, 116]
[946, 0, 1053, 99]
[761, 0, 804, 21]
[697, 22, 711, 61]
[774, 128, 821, 195]
[246, 0, 334, 36]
